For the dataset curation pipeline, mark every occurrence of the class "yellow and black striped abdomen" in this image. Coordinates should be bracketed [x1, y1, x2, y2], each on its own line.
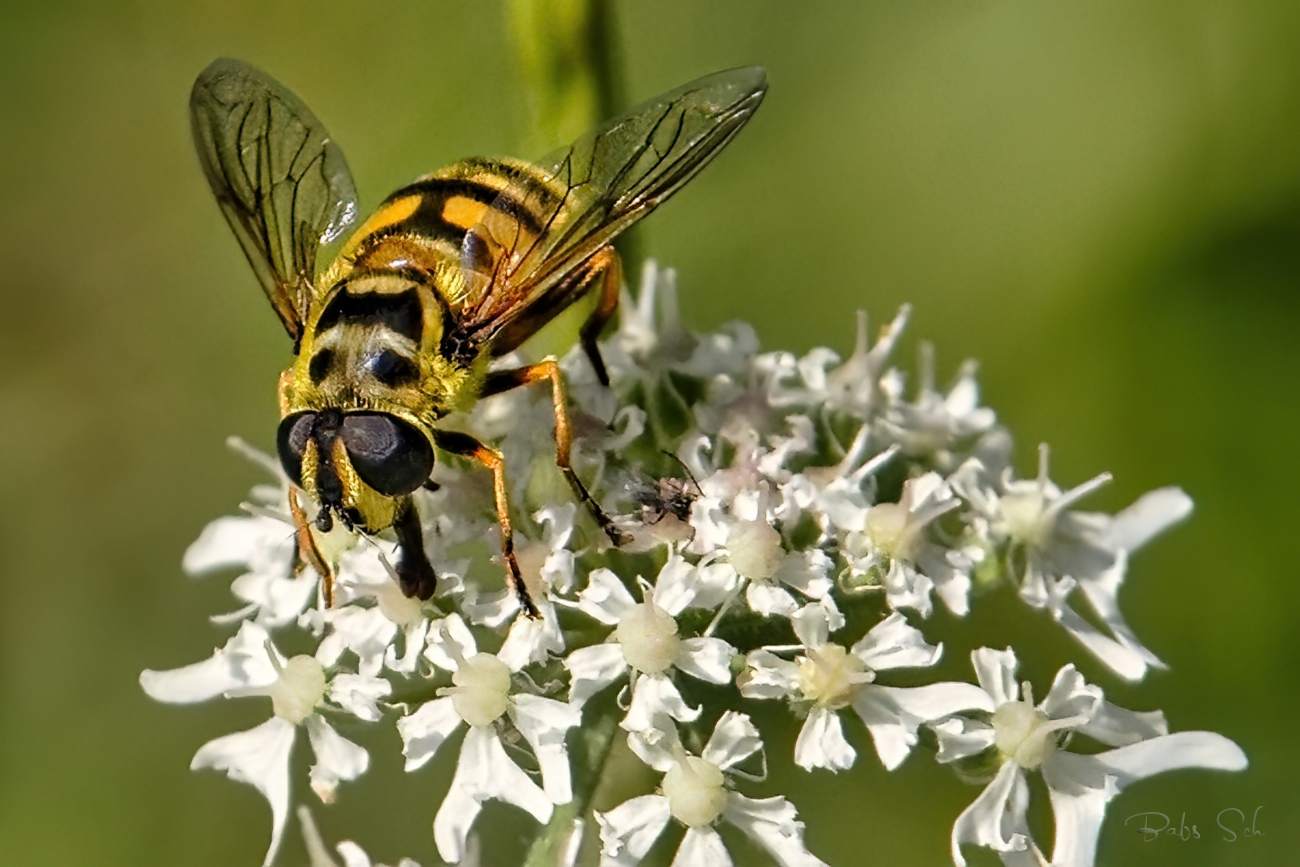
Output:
[336, 157, 567, 310]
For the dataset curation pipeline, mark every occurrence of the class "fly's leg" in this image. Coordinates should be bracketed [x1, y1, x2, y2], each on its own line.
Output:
[575, 246, 622, 387]
[432, 429, 541, 619]
[485, 245, 621, 384]
[392, 498, 438, 600]
[483, 358, 631, 548]
[288, 487, 334, 607]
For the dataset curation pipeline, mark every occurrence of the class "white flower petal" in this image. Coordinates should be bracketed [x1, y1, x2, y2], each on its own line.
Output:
[209, 602, 260, 626]
[1042, 733, 1246, 867]
[230, 566, 321, 626]
[624, 673, 700, 733]
[746, 581, 799, 619]
[423, 614, 477, 671]
[818, 594, 846, 631]
[852, 683, 994, 770]
[998, 841, 1051, 867]
[431, 766, 485, 864]
[794, 707, 856, 771]
[723, 793, 828, 867]
[676, 637, 735, 685]
[671, 827, 732, 867]
[230, 566, 319, 626]
[930, 558, 972, 617]
[931, 716, 996, 764]
[333, 840, 366, 867]
[578, 568, 638, 624]
[457, 580, 524, 631]
[497, 608, 566, 670]
[1103, 486, 1192, 552]
[950, 763, 1030, 867]
[468, 725, 554, 818]
[512, 694, 582, 804]
[790, 604, 830, 648]
[396, 697, 463, 771]
[971, 647, 1021, 706]
[190, 716, 297, 867]
[1072, 552, 1166, 672]
[434, 727, 552, 863]
[296, 806, 335, 867]
[689, 561, 743, 610]
[738, 650, 801, 700]
[385, 620, 429, 675]
[651, 554, 703, 616]
[305, 715, 368, 803]
[183, 515, 290, 575]
[597, 795, 672, 867]
[1052, 603, 1153, 682]
[316, 606, 398, 678]
[331, 839, 420, 867]
[1038, 664, 1102, 721]
[534, 502, 577, 556]
[881, 559, 935, 618]
[771, 550, 833, 599]
[328, 674, 391, 722]
[1045, 731, 1247, 797]
[686, 495, 731, 557]
[702, 711, 762, 770]
[140, 621, 276, 703]
[566, 643, 629, 707]
[849, 611, 940, 671]
[1074, 698, 1166, 747]
[628, 719, 681, 772]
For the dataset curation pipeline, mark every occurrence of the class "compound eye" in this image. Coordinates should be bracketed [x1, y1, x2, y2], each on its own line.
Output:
[276, 411, 317, 486]
[339, 412, 434, 496]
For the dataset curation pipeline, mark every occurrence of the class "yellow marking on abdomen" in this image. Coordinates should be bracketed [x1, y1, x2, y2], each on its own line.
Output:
[441, 195, 490, 232]
[344, 195, 423, 253]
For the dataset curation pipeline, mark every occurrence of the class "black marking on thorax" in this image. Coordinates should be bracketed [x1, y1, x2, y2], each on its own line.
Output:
[365, 349, 420, 387]
[315, 285, 423, 342]
[308, 348, 335, 383]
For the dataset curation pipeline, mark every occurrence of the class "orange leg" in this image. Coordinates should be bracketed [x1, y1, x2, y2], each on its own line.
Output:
[482, 358, 630, 548]
[288, 486, 334, 607]
[487, 246, 622, 385]
[577, 246, 622, 387]
[280, 370, 337, 606]
[433, 429, 541, 619]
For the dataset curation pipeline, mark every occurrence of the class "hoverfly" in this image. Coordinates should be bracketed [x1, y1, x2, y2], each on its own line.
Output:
[190, 59, 766, 617]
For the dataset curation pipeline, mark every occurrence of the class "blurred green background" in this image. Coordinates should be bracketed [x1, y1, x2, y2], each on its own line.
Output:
[2, 2, 1296, 865]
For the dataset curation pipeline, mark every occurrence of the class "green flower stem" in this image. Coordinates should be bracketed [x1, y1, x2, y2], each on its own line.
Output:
[507, 0, 622, 155]
[507, 0, 642, 291]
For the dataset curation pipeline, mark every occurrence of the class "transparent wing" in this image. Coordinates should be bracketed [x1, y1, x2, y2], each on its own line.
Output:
[460, 66, 767, 334]
[190, 58, 359, 342]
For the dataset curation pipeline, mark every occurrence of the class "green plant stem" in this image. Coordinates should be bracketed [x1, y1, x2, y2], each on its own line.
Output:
[507, 0, 642, 275]
[507, 0, 621, 154]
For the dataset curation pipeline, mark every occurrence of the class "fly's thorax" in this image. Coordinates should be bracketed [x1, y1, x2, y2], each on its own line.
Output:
[287, 270, 485, 420]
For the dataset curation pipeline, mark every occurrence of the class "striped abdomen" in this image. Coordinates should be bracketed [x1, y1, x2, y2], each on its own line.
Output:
[335, 157, 568, 314]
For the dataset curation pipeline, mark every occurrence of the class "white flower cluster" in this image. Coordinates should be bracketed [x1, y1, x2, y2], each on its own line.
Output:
[142, 262, 1246, 867]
